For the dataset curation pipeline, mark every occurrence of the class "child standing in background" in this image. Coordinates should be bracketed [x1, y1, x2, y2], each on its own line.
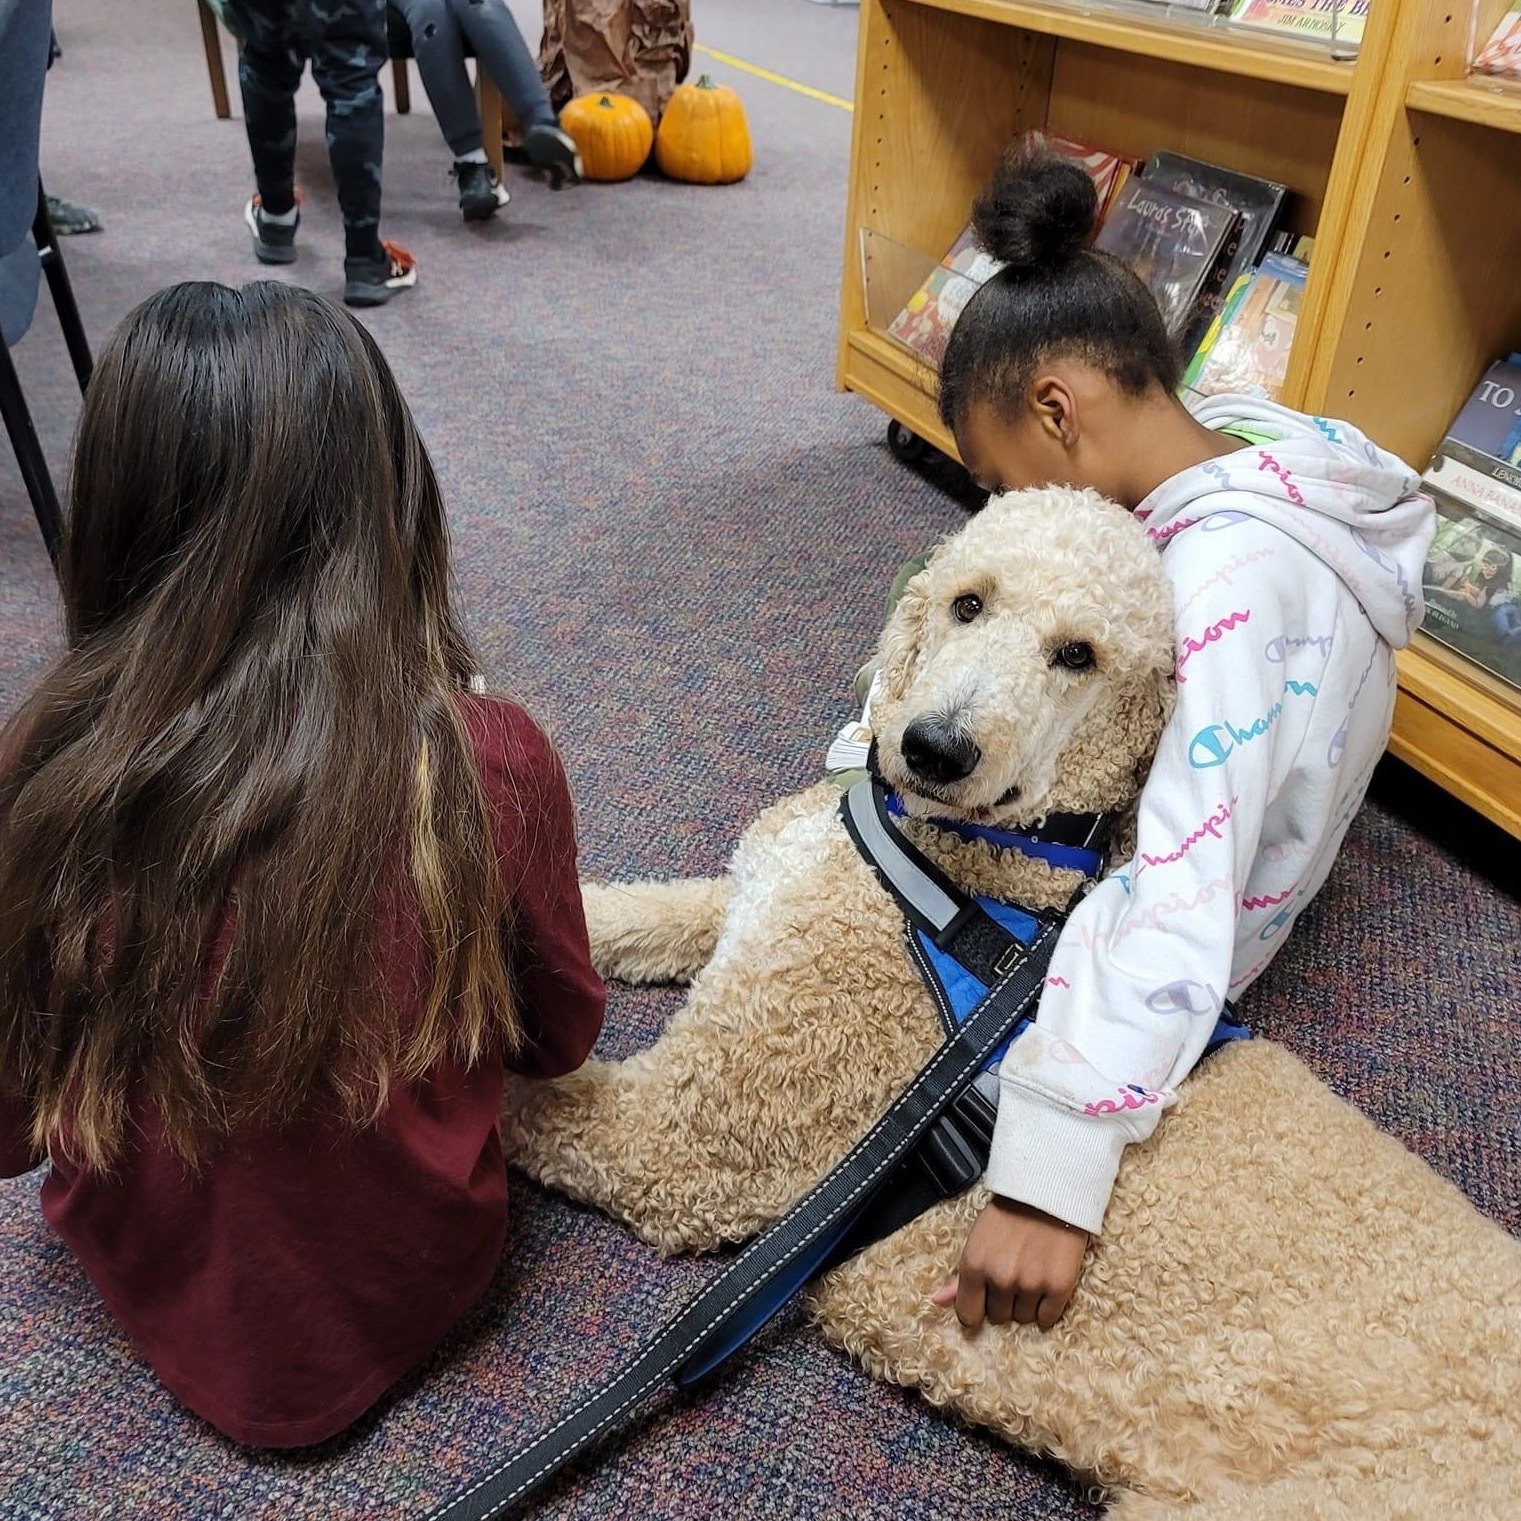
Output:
[228, 0, 419, 306]
[853, 146, 1434, 1332]
[0, 281, 604, 1446]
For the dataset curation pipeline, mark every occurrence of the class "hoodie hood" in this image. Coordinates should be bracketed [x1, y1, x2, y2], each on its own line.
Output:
[1135, 395, 1436, 648]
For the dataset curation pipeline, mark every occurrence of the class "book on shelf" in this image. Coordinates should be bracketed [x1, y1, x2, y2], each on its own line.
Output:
[885, 132, 1140, 371]
[1180, 251, 1308, 402]
[1267, 228, 1316, 261]
[1417, 356, 1521, 692]
[1137, 151, 1287, 361]
[1475, 0, 1521, 80]
[1421, 356, 1521, 533]
[1093, 179, 1240, 347]
[1226, 0, 1370, 50]
[1420, 494, 1521, 692]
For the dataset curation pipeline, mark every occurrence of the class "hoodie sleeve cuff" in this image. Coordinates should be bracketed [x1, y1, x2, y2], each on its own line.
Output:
[981, 1084, 1128, 1237]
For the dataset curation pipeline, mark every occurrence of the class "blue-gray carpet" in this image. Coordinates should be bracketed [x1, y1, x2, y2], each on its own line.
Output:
[1, 2, 1517, 1517]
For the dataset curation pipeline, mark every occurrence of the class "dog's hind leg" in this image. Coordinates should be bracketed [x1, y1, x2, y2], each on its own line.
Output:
[503, 1027, 794, 1256]
[582, 878, 732, 984]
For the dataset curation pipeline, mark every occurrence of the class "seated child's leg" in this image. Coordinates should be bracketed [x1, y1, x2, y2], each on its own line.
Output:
[394, 0, 483, 158]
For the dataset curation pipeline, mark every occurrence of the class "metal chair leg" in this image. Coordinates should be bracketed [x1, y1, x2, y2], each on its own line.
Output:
[0, 334, 64, 567]
[33, 180, 93, 394]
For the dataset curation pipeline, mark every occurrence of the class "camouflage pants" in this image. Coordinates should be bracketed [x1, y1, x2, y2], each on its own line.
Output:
[226, 0, 386, 260]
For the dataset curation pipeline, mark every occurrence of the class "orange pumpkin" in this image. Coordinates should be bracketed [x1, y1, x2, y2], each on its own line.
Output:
[559, 93, 654, 183]
[655, 75, 753, 185]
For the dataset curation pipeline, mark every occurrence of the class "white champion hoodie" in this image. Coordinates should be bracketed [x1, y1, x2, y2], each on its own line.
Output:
[981, 396, 1436, 1235]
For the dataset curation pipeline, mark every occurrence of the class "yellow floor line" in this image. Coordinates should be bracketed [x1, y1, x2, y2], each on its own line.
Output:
[693, 43, 854, 112]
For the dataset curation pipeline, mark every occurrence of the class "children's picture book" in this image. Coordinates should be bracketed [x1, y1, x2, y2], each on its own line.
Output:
[1180, 252, 1308, 402]
[1138, 152, 1288, 360]
[1025, 130, 1142, 223]
[885, 262, 987, 371]
[1093, 179, 1240, 343]
[1420, 494, 1521, 691]
[884, 132, 1141, 371]
[1475, 0, 1521, 80]
[1226, 0, 1370, 49]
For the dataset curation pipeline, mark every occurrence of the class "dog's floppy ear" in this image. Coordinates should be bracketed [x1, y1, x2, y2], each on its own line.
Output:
[874, 559, 935, 702]
[1122, 662, 1178, 795]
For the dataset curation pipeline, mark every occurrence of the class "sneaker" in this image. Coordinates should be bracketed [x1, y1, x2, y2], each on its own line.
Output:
[522, 124, 583, 189]
[451, 159, 511, 221]
[45, 195, 104, 236]
[343, 240, 418, 307]
[244, 194, 300, 265]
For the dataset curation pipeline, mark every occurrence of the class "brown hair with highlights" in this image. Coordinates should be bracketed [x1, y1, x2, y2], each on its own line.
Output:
[0, 280, 518, 1169]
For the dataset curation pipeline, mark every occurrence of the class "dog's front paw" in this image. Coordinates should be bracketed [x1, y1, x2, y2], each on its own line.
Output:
[581, 877, 732, 984]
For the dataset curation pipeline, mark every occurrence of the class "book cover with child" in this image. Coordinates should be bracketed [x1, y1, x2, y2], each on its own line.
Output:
[1420, 498, 1521, 690]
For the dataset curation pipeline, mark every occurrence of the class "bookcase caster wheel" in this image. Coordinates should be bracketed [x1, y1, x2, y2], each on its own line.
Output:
[887, 420, 929, 464]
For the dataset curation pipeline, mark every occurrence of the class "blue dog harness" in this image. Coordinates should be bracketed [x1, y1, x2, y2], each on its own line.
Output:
[837, 770, 1249, 1230]
[869, 783, 1250, 1075]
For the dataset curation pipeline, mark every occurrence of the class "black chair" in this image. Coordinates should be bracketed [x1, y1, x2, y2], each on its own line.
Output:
[1, 0, 92, 571]
[0, 179, 92, 567]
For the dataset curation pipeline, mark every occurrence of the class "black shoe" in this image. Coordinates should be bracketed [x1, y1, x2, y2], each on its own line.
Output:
[522, 124, 583, 189]
[451, 159, 510, 221]
[46, 195, 103, 235]
[343, 240, 418, 307]
[244, 195, 299, 265]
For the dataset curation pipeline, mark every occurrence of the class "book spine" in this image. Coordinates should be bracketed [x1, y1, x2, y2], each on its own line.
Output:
[1179, 221, 1241, 364]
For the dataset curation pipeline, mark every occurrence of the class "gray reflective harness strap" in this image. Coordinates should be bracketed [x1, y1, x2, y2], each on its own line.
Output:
[843, 779, 965, 935]
[842, 775, 1110, 992]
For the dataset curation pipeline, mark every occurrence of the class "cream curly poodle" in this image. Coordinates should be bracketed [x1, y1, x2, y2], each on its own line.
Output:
[504, 487, 1521, 1517]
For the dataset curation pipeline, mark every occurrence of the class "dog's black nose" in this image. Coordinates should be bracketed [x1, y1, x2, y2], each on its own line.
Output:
[900, 717, 981, 784]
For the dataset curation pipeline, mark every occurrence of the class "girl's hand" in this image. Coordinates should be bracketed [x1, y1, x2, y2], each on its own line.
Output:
[931, 1196, 1089, 1332]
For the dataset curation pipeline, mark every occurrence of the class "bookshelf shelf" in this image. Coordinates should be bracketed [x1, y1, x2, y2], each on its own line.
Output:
[843, 331, 957, 454]
[911, 0, 1358, 93]
[1392, 639, 1521, 836]
[1405, 77, 1521, 133]
[838, 0, 1521, 837]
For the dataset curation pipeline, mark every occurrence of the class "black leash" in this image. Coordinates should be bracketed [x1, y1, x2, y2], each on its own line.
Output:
[426, 911, 1064, 1521]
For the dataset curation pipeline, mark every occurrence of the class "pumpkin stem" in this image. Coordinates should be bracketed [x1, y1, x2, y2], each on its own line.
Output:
[597, 95, 613, 107]
[695, 74, 717, 89]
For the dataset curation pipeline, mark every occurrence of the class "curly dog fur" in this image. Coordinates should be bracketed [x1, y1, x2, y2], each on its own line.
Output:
[505, 488, 1521, 1514]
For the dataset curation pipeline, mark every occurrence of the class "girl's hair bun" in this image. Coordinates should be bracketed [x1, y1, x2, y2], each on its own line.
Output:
[971, 141, 1098, 276]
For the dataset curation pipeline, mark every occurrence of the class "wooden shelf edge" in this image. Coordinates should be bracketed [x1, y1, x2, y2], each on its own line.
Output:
[843, 330, 961, 457]
[1392, 642, 1521, 839]
[1405, 77, 1521, 134]
[903, 0, 1356, 94]
[1398, 637, 1521, 751]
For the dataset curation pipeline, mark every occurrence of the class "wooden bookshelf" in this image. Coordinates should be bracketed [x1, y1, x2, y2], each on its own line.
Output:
[837, 0, 1521, 839]
[1301, 0, 1521, 837]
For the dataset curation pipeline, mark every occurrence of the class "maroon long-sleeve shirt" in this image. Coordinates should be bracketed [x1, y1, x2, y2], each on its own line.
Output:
[0, 696, 605, 1447]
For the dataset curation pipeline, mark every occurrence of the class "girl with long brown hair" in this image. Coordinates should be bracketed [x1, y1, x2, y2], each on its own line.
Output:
[0, 280, 604, 1447]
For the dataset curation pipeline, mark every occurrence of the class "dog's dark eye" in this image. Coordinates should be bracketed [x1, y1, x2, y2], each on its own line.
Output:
[952, 594, 983, 624]
[1053, 641, 1095, 671]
